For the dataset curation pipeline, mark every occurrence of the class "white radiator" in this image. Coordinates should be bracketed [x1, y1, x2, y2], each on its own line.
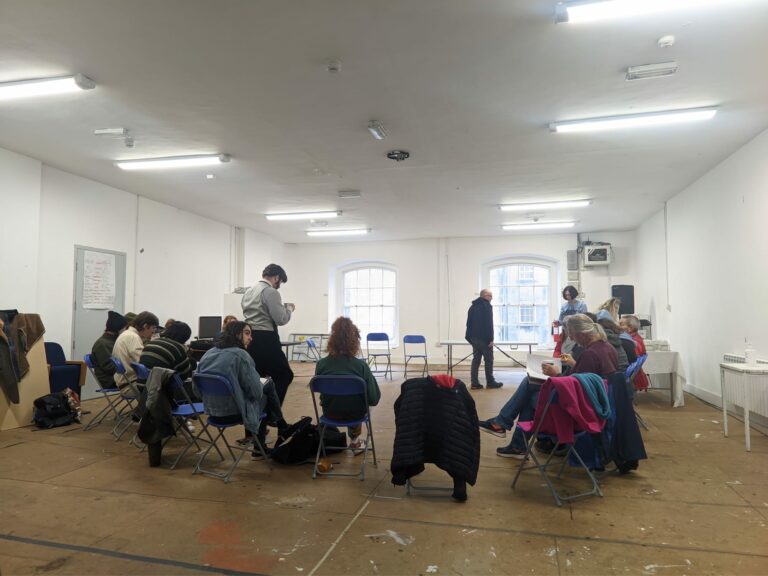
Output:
[722, 354, 768, 420]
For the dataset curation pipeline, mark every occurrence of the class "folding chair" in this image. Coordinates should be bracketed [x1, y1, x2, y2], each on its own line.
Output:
[403, 335, 428, 378]
[366, 333, 393, 379]
[305, 338, 322, 362]
[191, 373, 271, 483]
[309, 375, 377, 480]
[625, 355, 649, 430]
[511, 380, 604, 507]
[130, 361, 150, 384]
[110, 357, 142, 441]
[165, 373, 223, 470]
[82, 354, 127, 432]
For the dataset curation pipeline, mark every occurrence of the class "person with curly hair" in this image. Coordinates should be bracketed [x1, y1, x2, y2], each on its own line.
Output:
[314, 317, 381, 451]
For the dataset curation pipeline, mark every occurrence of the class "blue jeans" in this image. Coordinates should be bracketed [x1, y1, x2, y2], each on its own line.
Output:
[493, 376, 541, 450]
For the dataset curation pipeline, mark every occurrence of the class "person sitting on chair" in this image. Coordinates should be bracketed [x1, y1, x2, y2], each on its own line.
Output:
[141, 321, 196, 380]
[112, 311, 159, 388]
[314, 316, 381, 451]
[196, 320, 290, 453]
[620, 315, 650, 392]
[90, 311, 128, 389]
[479, 314, 618, 458]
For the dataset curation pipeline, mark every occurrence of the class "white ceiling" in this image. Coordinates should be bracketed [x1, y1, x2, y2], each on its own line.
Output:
[1, 0, 767, 243]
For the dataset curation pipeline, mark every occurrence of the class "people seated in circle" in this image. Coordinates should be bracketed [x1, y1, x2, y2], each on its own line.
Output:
[314, 316, 381, 451]
[479, 314, 618, 459]
[196, 321, 289, 450]
[90, 311, 128, 390]
[595, 309, 636, 371]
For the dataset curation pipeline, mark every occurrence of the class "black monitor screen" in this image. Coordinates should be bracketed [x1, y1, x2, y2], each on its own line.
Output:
[198, 316, 222, 340]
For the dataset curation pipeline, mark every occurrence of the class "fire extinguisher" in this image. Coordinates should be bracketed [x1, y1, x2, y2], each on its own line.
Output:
[551, 320, 561, 342]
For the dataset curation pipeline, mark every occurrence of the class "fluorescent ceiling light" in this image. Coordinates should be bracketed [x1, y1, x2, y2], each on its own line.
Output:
[367, 120, 387, 140]
[0, 74, 95, 101]
[551, 107, 717, 133]
[626, 61, 678, 81]
[557, 0, 742, 23]
[500, 200, 591, 212]
[306, 229, 370, 237]
[266, 211, 341, 221]
[503, 222, 576, 231]
[116, 154, 230, 170]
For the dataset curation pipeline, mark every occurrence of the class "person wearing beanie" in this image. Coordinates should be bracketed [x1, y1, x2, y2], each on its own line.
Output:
[90, 311, 128, 390]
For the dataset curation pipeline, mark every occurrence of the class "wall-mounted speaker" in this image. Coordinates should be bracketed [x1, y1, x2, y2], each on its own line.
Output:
[611, 285, 634, 315]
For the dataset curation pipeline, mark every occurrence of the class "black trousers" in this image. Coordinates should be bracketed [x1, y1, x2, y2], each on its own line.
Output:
[469, 337, 494, 386]
[246, 329, 294, 405]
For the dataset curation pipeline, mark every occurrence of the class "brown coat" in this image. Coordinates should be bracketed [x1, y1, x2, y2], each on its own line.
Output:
[0, 310, 46, 404]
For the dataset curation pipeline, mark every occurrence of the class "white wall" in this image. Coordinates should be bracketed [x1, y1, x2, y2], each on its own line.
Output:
[0, 148, 41, 311]
[1, 146, 242, 357]
[242, 228, 285, 288]
[36, 166, 139, 349]
[578, 231, 637, 311]
[636, 127, 768, 401]
[135, 197, 232, 335]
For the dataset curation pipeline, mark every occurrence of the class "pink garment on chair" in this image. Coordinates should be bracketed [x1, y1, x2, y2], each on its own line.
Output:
[517, 376, 606, 444]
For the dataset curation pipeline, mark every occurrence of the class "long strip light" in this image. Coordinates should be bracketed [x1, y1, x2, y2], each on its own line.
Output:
[0, 74, 95, 101]
[116, 154, 230, 170]
[557, 0, 743, 24]
[500, 200, 591, 212]
[266, 211, 341, 221]
[306, 229, 370, 237]
[550, 107, 717, 134]
[503, 222, 575, 231]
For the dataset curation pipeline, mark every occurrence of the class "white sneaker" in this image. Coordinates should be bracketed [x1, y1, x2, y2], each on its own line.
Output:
[349, 437, 366, 455]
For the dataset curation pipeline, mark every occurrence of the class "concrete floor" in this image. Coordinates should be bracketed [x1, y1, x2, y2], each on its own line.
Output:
[1, 363, 767, 576]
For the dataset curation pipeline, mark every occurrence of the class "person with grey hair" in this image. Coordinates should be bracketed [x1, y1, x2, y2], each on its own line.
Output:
[241, 264, 296, 405]
[479, 313, 619, 458]
[620, 315, 650, 391]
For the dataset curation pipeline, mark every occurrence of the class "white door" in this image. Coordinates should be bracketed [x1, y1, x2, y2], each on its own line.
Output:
[71, 246, 127, 399]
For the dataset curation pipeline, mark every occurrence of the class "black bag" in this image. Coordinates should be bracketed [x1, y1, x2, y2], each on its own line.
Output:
[270, 417, 349, 465]
[32, 392, 76, 429]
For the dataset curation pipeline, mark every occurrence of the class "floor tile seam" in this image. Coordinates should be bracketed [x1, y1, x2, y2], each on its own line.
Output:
[0, 533, 259, 575]
[359, 513, 768, 560]
[4, 477, 367, 513]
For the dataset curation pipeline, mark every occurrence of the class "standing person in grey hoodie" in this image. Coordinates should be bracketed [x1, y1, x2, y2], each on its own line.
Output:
[241, 264, 296, 404]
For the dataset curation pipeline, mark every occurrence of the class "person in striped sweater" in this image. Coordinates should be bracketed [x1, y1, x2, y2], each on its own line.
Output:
[140, 321, 196, 380]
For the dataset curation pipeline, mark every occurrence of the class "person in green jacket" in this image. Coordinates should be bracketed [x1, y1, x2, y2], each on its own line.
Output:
[314, 316, 381, 451]
[90, 311, 128, 389]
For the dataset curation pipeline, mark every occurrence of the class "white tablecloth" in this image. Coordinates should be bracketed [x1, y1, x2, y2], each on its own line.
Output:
[644, 350, 684, 407]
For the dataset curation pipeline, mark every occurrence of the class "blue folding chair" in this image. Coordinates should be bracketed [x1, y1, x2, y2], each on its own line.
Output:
[82, 354, 126, 432]
[309, 375, 377, 480]
[366, 333, 393, 379]
[192, 373, 271, 483]
[305, 338, 322, 362]
[625, 354, 649, 430]
[110, 357, 142, 441]
[403, 335, 428, 378]
[163, 373, 224, 470]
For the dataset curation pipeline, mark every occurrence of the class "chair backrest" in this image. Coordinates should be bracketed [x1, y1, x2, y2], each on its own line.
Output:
[111, 356, 127, 375]
[306, 338, 317, 350]
[83, 353, 95, 369]
[44, 342, 67, 366]
[624, 354, 648, 382]
[130, 362, 150, 381]
[192, 372, 236, 398]
[403, 334, 426, 345]
[309, 375, 367, 398]
[367, 333, 389, 342]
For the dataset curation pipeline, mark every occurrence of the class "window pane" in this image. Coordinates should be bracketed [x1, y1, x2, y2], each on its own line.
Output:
[370, 268, 383, 286]
[534, 266, 549, 284]
[345, 270, 358, 288]
[342, 266, 398, 342]
[344, 289, 355, 306]
[370, 288, 383, 306]
[382, 288, 395, 305]
[383, 270, 396, 288]
[370, 307, 383, 325]
[356, 307, 370, 326]
[519, 287, 534, 303]
[358, 269, 370, 288]
[534, 286, 548, 305]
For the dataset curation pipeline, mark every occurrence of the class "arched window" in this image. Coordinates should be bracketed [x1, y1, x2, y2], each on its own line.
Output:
[484, 257, 557, 345]
[338, 264, 398, 342]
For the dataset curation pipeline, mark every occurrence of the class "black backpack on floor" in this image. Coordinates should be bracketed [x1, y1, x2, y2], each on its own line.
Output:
[270, 416, 348, 465]
[32, 392, 76, 429]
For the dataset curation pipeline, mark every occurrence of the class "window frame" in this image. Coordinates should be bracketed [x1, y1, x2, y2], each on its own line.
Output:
[481, 255, 559, 344]
[333, 261, 399, 346]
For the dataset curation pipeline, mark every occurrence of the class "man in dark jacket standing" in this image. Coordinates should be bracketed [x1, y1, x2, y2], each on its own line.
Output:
[465, 289, 503, 390]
